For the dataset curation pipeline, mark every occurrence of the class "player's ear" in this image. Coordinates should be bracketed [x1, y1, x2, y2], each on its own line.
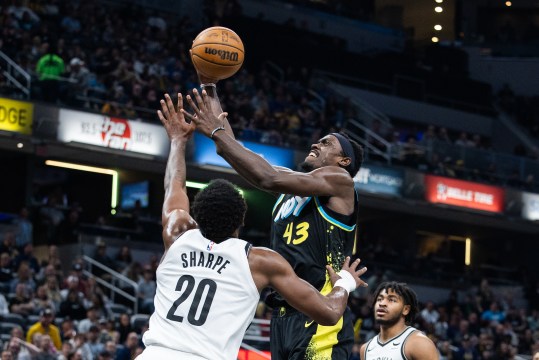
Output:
[402, 304, 411, 317]
[338, 156, 351, 168]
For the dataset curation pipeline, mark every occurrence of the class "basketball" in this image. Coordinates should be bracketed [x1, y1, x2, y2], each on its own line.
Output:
[190, 26, 245, 81]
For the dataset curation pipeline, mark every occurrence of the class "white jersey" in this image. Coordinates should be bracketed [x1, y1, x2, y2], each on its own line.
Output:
[364, 326, 418, 360]
[141, 229, 259, 360]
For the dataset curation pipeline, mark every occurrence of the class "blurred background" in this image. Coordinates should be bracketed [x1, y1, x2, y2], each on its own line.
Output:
[1, 0, 539, 359]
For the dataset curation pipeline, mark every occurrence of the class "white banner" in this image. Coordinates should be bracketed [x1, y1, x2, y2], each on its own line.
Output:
[57, 109, 169, 157]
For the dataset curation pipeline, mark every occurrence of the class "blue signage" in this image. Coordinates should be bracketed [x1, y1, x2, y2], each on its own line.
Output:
[192, 132, 296, 169]
[354, 164, 403, 196]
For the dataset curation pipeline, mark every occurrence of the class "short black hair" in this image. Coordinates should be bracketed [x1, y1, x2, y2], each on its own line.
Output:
[372, 281, 419, 325]
[337, 132, 364, 177]
[191, 179, 246, 242]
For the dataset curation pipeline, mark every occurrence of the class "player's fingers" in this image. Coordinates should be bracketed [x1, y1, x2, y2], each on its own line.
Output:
[356, 266, 367, 276]
[160, 99, 170, 120]
[343, 256, 351, 268]
[185, 95, 203, 117]
[157, 110, 166, 125]
[351, 258, 361, 270]
[165, 93, 175, 114]
[192, 89, 207, 112]
[326, 265, 337, 278]
[176, 93, 184, 112]
[181, 109, 196, 122]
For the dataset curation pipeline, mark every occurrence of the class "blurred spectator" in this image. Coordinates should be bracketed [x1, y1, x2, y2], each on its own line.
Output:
[481, 301, 506, 323]
[26, 308, 62, 350]
[58, 209, 81, 245]
[58, 288, 86, 321]
[116, 332, 140, 360]
[0, 232, 18, 258]
[81, 325, 104, 359]
[456, 334, 480, 360]
[92, 241, 116, 280]
[114, 245, 133, 270]
[37, 334, 59, 359]
[59, 318, 77, 344]
[0, 292, 8, 315]
[14, 207, 33, 248]
[137, 266, 156, 314]
[13, 243, 40, 275]
[44, 275, 62, 310]
[66, 57, 91, 106]
[420, 301, 440, 325]
[35, 42, 65, 103]
[117, 313, 133, 344]
[33, 284, 57, 315]
[0, 252, 14, 284]
[10, 261, 37, 294]
[77, 306, 100, 334]
[60, 275, 84, 301]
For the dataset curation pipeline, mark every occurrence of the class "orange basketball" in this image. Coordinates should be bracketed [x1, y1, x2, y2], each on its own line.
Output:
[190, 26, 245, 81]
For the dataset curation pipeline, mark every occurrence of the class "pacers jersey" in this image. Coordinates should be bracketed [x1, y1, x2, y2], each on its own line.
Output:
[270, 192, 358, 293]
[142, 229, 259, 360]
[364, 327, 417, 360]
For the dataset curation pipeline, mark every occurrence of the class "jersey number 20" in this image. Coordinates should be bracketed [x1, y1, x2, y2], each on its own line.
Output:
[166, 274, 217, 326]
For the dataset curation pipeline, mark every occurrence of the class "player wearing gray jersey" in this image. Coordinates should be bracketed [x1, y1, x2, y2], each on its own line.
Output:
[360, 282, 439, 360]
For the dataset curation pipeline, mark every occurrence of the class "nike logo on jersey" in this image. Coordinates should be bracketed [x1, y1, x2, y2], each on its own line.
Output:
[304, 320, 314, 327]
[393, 342, 400, 346]
[274, 196, 311, 221]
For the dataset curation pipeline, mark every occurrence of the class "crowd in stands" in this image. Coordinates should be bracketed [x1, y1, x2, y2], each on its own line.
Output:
[2, 0, 538, 189]
[0, 229, 157, 359]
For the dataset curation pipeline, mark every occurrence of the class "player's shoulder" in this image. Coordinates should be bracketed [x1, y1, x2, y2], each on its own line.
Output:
[405, 330, 439, 359]
[248, 247, 289, 273]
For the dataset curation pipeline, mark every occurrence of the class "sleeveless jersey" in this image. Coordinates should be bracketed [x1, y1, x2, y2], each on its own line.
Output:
[270, 192, 358, 294]
[364, 326, 418, 360]
[142, 229, 259, 360]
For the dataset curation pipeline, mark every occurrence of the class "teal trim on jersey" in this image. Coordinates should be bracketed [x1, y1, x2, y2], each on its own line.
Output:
[314, 197, 356, 231]
[295, 196, 312, 216]
[272, 194, 286, 215]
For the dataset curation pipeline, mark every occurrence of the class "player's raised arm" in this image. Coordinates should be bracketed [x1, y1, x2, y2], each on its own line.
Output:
[158, 93, 197, 251]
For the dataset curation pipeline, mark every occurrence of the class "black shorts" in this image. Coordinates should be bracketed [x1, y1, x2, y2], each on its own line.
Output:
[269, 306, 354, 360]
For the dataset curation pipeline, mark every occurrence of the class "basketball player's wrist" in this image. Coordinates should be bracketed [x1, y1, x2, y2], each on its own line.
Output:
[334, 270, 357, 294]
[211, 126, 226, 139]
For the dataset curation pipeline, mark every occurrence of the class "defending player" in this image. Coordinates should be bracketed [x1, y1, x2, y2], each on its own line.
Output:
[360, 281, 439, 360]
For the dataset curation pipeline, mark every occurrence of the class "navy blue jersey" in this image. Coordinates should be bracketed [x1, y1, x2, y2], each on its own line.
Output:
[270, 192, 358, 293]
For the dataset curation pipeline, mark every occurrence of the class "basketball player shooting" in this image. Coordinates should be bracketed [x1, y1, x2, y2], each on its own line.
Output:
[183, 85, 363, 359]
[136, 93, 368, 360]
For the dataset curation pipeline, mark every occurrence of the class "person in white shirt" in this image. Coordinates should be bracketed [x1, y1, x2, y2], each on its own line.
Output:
[420, 300, 440, 325]
[360, 281, 439, 360]
[136, 93, 368, 360]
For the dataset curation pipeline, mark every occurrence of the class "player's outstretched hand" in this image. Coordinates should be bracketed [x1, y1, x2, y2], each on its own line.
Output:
[326, 257, 368, 292]
[182, 88, 228, 139]
[158, 93, 195, 141]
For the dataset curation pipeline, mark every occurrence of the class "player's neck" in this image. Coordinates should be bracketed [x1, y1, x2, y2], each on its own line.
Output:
[379, 322, 408, 343]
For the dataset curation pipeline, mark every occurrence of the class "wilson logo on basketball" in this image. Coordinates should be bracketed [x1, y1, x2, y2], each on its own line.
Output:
[204, 47, 239, 62]
[100, 117, 132, 150]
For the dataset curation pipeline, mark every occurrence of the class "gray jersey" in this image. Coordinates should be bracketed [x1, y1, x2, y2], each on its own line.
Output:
[364, 326, 417, 360]
[141, 229, 259, 359]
